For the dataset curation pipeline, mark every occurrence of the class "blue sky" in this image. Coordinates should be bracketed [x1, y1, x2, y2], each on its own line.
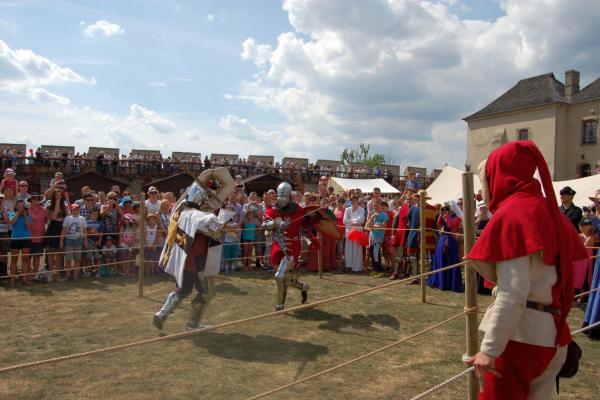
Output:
[1, 0, 598, 170]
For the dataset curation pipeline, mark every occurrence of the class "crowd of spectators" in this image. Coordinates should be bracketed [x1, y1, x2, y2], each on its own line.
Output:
[1, 146, 432, 187]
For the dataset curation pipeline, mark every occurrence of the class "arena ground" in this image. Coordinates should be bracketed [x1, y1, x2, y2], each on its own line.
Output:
[1, 272, 598, 399]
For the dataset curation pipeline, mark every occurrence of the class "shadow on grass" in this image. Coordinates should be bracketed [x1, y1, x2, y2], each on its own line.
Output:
[215, 282, 249, 296]
[290, 308, 400, 333]
[192, 331, 329, 363]
[1, 273, 171, 295]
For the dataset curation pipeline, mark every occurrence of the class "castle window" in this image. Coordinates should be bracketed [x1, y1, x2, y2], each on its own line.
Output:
[581, 163, 592, 177]
[582, 119, 597, 145]
[517, 128, 529, 141]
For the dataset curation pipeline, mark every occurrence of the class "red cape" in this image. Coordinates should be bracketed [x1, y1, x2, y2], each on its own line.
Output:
[467, 140, 587, 346]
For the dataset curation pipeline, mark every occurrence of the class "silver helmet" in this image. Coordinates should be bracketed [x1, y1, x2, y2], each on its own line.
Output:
[276, 182, 293, 208]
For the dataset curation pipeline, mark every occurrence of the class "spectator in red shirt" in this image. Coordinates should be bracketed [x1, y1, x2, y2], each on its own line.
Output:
[27, 193, 48, 276]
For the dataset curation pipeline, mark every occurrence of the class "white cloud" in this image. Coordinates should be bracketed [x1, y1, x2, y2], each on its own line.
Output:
[231, 0, 600, 168]
[127, 103, 175, 134]
[0, 39, 95, 105]
[27, 88, 70, 105]
[82, 20, 124, 38]
[241, 38, 273, 66]
[206, 13, 215, 23]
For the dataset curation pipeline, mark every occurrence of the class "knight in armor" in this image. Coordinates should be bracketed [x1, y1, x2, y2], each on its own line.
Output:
[153, 168, 235, 333]
[263, 182, 311, 311]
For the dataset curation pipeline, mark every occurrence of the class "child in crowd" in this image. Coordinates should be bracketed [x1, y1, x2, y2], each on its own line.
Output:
[366, 200, 388, 277]
[382, 201, 395, 271]
[101, 236, 118, 276]
[222, 215, 239, 273]
[144, 213, 160, 275]
[241, 209, 257, 271]
[60, 204, 87, 281]
[84, 208, 102, 277]
[119, 213, 138, 277]
[0, 168, 17, 194]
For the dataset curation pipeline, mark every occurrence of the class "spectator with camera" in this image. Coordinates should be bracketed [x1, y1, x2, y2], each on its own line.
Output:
[8, 199, 32, 285]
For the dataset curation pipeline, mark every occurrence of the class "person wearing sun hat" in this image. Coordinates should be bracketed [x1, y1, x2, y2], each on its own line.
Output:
[559, 186, 582, 232]
[465, 141, 588, 399]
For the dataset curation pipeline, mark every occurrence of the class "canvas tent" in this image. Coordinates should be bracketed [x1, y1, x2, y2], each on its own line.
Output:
[552, 174, 600, 206]
[329, 177, 400, 194]
[425, 165, 481, 205]
[426, 165, 600, 207]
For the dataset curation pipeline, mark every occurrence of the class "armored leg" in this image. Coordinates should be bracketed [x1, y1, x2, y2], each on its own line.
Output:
[187, 275, 216, 330]
[153, 291, 182, 331]
[275, 275, 288, 311]
[290, 274, 309, 304]
[274, 256, 293, 311]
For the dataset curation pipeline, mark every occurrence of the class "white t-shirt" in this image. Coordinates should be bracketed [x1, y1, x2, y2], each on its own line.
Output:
[145, 224, 157, 246]
[63, 215, 87, 240]
[145, 199, 161, 213]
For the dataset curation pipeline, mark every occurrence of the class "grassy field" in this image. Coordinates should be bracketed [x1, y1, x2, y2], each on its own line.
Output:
[1, 271, 598, 400]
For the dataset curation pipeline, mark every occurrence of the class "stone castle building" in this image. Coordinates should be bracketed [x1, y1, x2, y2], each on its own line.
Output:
[465, 70, 600, 180]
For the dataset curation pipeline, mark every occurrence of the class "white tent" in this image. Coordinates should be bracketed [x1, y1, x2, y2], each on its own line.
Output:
[425, 165, 481, 205]
[552, 174, 600, 206]
[329, 177, 400, 194]
[425, 165, 600, 207]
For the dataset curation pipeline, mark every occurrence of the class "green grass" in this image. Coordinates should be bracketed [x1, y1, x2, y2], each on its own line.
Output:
[0, 271, 598, 399]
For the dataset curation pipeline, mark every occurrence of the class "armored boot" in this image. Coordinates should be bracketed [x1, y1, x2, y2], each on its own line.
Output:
[291, 277, 309, 304]
[153, 291, 181, 331]
[275, 278, 287, 311]
[186, 293, 211, 331]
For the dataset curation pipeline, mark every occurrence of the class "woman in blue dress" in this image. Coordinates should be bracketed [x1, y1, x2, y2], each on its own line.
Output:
[583, 251, 600, 339]
[583, 207, 600, 339]
[427, 204, 463, 292]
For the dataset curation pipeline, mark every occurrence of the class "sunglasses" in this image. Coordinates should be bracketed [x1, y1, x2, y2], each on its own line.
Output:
[19, 184, 28, 187]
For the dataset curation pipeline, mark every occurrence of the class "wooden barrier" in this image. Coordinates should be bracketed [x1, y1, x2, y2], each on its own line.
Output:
[138, 193, 146, 298]
[461, 172, 478, 399]
[418, 190, 427, 303]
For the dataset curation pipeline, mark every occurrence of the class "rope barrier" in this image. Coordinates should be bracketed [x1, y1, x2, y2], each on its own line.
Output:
[0, 260, 467, 373]
[574, 286, 600, 299]
[407, 305, 600, 399]
[245, 309, 474, 400]
[0, 259, 135, 279]
[5, 245, 144, 258]
[424, 227, 465, 237]
[408, 367, 475, 400]
[571, 320, 600, 335]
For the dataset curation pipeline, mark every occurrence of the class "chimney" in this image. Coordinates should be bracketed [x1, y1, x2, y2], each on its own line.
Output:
[565, 69, 580, 97]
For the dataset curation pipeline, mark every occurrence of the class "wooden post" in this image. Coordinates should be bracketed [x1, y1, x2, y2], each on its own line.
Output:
[317, 233, 323, 279]
[462, 172, 478, 399]
[138, 193, 146, 298]
[418, 190, 427, 303]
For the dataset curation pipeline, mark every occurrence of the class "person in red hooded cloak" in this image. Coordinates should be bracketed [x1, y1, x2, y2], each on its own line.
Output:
[465, 141, 587, 399]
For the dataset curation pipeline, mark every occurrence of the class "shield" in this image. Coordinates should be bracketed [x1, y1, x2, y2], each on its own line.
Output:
[303, 206, 343, 240]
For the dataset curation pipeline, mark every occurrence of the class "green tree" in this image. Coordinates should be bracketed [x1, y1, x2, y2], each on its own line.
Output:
[340, 143, 385, 167]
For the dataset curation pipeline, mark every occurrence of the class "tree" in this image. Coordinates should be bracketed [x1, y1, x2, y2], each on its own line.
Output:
[340, 143, 385, 167]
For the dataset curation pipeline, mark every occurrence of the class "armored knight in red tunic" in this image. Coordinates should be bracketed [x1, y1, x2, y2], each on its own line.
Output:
[263, 182, 310, 311]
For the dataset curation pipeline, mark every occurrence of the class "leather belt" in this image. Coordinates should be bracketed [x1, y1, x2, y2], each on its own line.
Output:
[526, 301, 561, 316]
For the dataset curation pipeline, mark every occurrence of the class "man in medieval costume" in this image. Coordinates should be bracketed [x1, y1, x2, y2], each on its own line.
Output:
[153, 167, 235, 333]
[262, 182, 342, 311]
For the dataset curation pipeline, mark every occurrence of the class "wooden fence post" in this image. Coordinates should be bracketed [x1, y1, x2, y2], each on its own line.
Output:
[317, 233, 323, 279]
[418, 190, 427, 303]
[138, 193, 146, 298]
[462, 172, 478, 399]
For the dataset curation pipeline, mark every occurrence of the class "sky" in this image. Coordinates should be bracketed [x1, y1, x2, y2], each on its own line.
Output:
[1, 0, 599, 171]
